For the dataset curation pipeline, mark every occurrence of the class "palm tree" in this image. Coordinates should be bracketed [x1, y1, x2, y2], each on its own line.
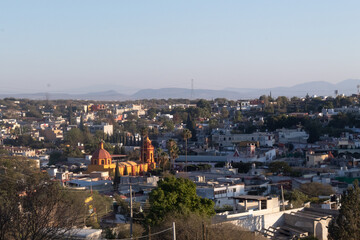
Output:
[166, 139, 179, 171]
[155, 148, 169, 171]
[182, 129, 192, 172]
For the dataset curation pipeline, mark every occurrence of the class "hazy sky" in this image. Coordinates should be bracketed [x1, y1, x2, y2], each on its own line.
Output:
[1, 1, 360, 93]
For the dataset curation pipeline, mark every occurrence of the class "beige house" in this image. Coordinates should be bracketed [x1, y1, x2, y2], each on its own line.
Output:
[306, 151, 328, 167]
[3, 146, 36, 157]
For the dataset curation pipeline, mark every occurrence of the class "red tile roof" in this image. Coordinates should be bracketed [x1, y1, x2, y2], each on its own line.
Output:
[92, 142, 112, 160]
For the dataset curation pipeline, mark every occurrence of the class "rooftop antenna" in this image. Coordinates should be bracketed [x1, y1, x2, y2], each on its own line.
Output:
[191, 79, 194, 100]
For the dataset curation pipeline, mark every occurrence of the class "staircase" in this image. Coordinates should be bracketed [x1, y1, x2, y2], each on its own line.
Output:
[259, 224, 308, 240]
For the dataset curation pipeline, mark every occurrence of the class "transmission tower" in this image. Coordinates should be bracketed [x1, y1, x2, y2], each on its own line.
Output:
[191, 79, 194, 99]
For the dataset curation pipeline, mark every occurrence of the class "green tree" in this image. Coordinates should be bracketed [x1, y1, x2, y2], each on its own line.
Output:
[196, 99, 211, 118]
[163, 120, 175, 132]
[147, 108, 158, 119]
[209, 118, 219, 129]
[285, 189, 309, 208]
[269, 161, 292, 175]
[329, 180, 360, 240]
[166, 139, 179, 170]
[146, 177, 215, 226]
[305, 120, 322, 143]
[0, 157, 86, 239]
[234, 111, 243, 123]
[299, 182, 334, 197]
[68, 105, 75, 125]
[127, 113, 138, 121]
[182, 129, 192, 172]
[196, 99, 211, 112]
[0, 149, 8, 156]
[79, 115, 84, 131]
[276, 96, 289, 112]
[65, 128, 84, 147]
[104, 228, 116, 239]
[113, 145, 121, 154]
[220, 107, 229, 119]
[49, 151, 66, 165]
[186, 114, 197, 140]
[155, 148, 170, 170]
[120, 146, 126, 155]
[232, 162, 252, 173]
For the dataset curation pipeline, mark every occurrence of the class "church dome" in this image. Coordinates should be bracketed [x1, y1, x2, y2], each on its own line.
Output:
[92, 142, 112, 160]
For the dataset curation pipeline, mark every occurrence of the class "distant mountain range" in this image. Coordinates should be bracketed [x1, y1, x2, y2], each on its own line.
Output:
[226, 79, 359, 98]
[1, 79, 359, 101]
[0, 90, 129, 101]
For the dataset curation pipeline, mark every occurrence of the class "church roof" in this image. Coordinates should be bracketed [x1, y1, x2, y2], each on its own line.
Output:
[92, 142, 112, 160]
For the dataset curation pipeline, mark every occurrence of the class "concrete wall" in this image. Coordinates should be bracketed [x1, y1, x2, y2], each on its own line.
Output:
[224, 208, 304, 231]
[284, 214, 314, 233]
[284, 213, 332, 240]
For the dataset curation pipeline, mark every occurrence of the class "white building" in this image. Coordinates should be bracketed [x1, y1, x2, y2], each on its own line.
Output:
[115, 104, 146, 116]
[89, 123, 113, 136]
[197, 183, 246, 207]
[277, 128, 309, 144]
[227, 147, 276, 163]
[211, 130, 275, 147]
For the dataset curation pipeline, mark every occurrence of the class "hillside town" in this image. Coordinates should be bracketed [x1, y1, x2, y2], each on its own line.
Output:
[1, 94, 360, 239]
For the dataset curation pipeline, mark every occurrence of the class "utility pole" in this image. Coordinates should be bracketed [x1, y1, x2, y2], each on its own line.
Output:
[185, 138, 187, 172]
[172, 222, 176, 240]
[202, 222, 206, 240]
[130, 185, 133, 239]
[281, 185, 285, 211]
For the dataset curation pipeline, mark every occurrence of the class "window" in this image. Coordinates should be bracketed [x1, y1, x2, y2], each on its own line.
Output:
[214, 190, 227, 195]
[101, 160, 104, 165]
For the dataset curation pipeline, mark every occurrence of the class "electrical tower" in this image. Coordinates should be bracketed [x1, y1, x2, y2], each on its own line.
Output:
[191, 79, 194, 99]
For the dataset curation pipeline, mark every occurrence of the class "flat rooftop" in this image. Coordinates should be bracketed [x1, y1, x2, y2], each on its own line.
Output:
[232, 195, 269, 201]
